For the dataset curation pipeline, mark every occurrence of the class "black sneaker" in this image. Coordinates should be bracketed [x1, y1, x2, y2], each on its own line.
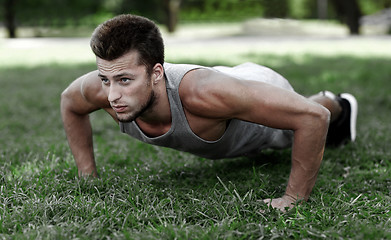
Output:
[326, 92, 358, 147]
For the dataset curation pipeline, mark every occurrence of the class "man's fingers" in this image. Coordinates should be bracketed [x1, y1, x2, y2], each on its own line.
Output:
[261, 197, 292, 212]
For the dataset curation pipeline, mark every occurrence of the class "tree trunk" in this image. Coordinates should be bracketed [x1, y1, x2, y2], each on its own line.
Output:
[317, 0, 328, 19]
[330, 0, 362, 35]
[164, 0, 181, 33]
[4, 0, 17, 38]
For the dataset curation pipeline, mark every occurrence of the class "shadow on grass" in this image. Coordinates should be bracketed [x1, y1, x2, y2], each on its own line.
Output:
[153, 149, 290, 183]
[1, 55, 391, 239]
[1, 54, 390, 181]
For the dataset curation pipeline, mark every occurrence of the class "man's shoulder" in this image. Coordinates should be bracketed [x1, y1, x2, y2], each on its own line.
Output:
[181, 67, 218, 90]
[179, 67, 239, 111]
[164, 62, 204, 70]
[80, 71, 101, 96]
[79, 70, 110, 108]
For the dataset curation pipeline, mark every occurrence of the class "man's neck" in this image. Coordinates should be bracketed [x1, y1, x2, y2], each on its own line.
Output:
[135, 78, 172, 137]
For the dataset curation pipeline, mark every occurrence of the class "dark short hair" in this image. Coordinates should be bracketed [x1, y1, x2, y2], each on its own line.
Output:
[90, 14, 164, 75]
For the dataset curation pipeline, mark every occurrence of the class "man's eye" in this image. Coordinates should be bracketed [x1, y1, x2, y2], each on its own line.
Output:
[101, 78, 109, 84]
[121, 78, 131, 83]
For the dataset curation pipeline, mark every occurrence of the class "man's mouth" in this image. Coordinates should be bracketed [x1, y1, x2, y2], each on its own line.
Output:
[111, 105, 127, 113]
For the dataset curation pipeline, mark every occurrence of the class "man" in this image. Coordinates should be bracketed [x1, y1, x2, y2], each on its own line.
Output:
[61, 14, 358, 212]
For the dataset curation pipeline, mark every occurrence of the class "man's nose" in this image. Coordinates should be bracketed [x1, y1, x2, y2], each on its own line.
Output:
[108, 85, 121, 103]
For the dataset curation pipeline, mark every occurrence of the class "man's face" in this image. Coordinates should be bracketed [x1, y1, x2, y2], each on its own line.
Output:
[97, 51, 155, 122]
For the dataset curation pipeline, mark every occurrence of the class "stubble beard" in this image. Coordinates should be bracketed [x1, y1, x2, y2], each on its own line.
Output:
[118, 90, 156, 123]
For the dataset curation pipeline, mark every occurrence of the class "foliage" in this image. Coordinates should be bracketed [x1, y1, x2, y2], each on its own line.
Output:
[2, 0, 391, 37]
[102, 0, 165, 24]
[359, 0, 391, 15]
[13, 0, 105, 27]
[260, 0, 289, 18]
[1, 0, 165, 28]
[179, 0, 265, 22]
[179, 0, 391, 22]
[289, 0, 318, 19]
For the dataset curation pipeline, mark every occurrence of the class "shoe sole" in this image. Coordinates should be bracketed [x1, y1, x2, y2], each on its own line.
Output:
[339, 93, 358, 141]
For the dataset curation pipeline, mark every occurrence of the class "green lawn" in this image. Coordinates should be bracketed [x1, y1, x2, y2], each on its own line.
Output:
[1, 35, 391, 239]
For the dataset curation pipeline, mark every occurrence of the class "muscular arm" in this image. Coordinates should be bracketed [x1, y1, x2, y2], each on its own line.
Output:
[181, 69, 330, 211]
[61, 71, 115, 177]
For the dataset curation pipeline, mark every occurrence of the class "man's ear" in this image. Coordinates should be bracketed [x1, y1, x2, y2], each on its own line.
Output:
[152, 63, 164, 85]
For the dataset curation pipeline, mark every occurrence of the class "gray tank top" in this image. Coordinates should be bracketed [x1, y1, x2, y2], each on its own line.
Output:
[120, 62, 294, 159]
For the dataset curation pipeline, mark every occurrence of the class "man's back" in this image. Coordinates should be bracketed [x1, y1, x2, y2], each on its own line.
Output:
[120, 62, 294, 159]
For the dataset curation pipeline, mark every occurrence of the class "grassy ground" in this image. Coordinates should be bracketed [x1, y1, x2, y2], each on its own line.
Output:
[1, 27, 391, 239]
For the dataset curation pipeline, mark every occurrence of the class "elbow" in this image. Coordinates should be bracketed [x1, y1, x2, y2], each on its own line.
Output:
[60, 87, 77, 118]
[60, 88, 70, 112]
[322, 107, 331, 139]
[310, 105, 331, 134]
[319, 105, 331, 129]
[297, 105, 330, 133]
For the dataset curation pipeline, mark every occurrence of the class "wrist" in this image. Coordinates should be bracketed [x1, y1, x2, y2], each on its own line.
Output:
[78, 164, 98, 178]
[283, 193, 305, 204]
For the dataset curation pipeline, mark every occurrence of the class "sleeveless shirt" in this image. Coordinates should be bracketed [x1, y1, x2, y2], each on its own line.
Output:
[120, 62, 294, 159]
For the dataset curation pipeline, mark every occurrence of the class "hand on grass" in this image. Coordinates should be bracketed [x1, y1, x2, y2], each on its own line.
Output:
[263, 194, 298, 212]
[78, 167, 98, 178]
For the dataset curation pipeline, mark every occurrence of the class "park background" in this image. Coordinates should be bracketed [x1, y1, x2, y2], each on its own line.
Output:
[1, 0, 391, 239]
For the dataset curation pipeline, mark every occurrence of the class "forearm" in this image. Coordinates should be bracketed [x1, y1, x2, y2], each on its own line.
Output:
[286, 130, 326, 201]
[285, 110, 330, 201]
[61, 107, 98, 177]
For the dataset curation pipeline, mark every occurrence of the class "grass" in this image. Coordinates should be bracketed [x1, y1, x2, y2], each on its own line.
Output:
[1, 35, 391, 239]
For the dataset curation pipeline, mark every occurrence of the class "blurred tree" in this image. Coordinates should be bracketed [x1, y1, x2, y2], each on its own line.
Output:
[317, 0, 328, 19]
[289, 0, 317, 19]
[3, 0, 390, 38]
[180, 0, 264, 22]
[260, 0, 289, 18]
[164, 0, 181, 32]
[1, 0, 105, 38]
[102, 0, 177, 32]
[117, 0, 163, 21]
[4, 0, 16, 38]
[330, 0, 362, 34]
